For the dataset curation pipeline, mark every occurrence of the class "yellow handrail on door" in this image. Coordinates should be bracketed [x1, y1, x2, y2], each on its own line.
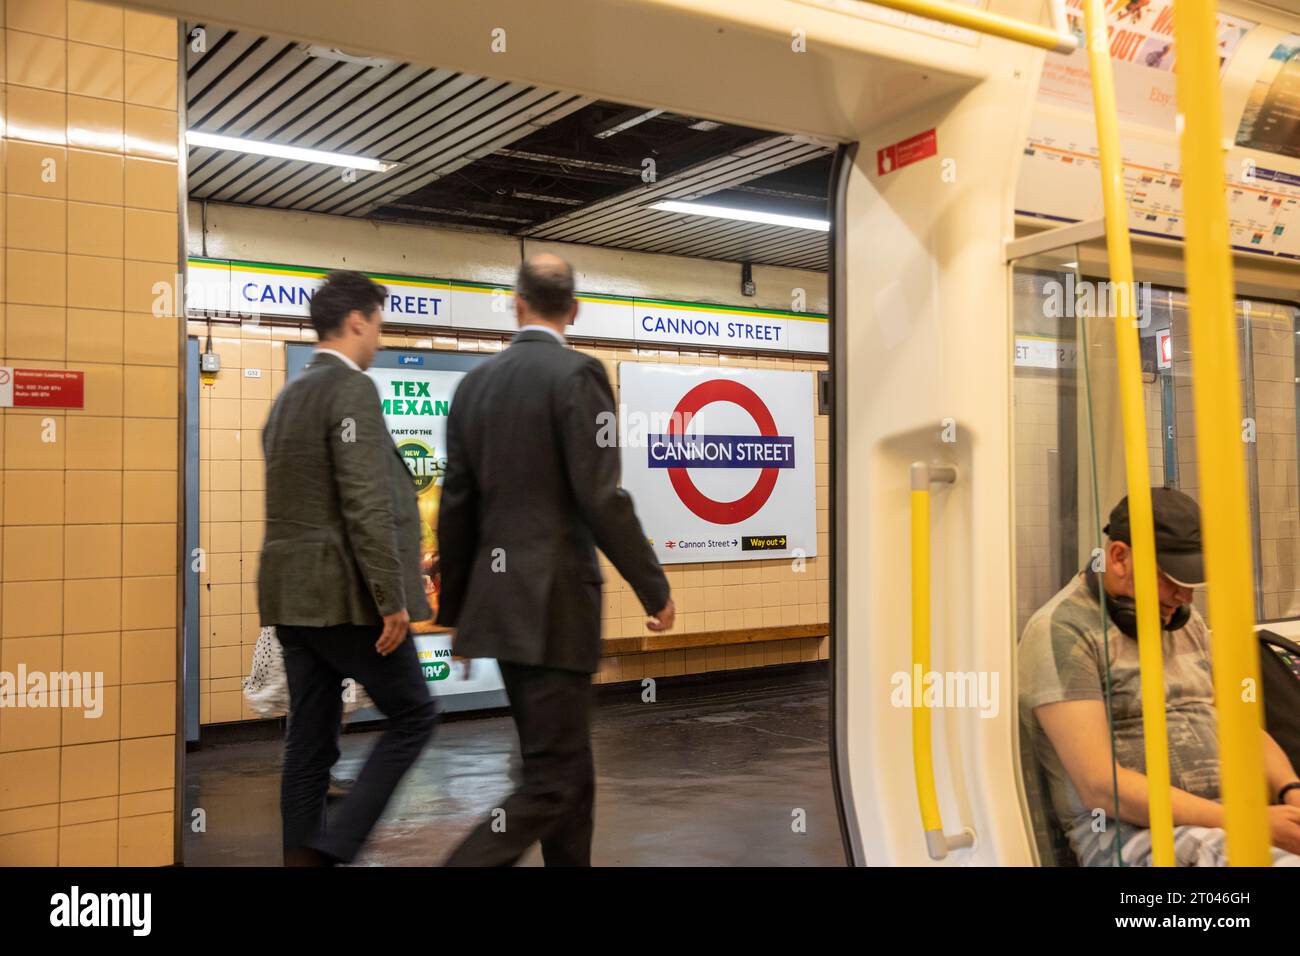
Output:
[863, 0, 1078, 52]
[911, 461, 974, 860]
[1080, 0, 1175, 866]
[1171, 0, 1272, 866]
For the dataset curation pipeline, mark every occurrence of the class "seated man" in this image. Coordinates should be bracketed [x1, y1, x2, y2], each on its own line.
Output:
[1019, 487, 1300, 866]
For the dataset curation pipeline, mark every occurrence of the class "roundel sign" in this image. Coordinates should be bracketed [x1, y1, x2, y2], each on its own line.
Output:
[619, 362, 817, 565]
[663, 379, 784, 524]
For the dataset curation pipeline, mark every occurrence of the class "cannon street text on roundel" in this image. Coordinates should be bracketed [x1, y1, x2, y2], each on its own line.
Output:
[648, 379, 794, 525]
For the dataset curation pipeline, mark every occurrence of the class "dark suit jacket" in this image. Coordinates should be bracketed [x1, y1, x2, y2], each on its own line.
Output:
[258, 351, 432, 628]
[436, 329, 670, 673]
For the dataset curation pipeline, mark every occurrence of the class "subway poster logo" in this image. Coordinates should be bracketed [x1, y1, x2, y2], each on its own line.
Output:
[418, 647, 453, 682]
[366, 367, 463, 493]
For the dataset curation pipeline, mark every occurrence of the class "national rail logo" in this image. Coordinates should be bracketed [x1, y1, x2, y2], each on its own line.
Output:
[647, 379, 796, 524]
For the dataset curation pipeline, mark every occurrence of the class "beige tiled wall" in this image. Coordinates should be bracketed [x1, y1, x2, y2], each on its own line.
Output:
[1242, 304, 1294, 621]
[1013, 372, 1059, 633]
[1244, 304, 1298, 620]
[193, 318, 830, 725]
[1013, 368, 1164, 635]
[1170, 301, 1300, 621]
[0, 0, 180, 866]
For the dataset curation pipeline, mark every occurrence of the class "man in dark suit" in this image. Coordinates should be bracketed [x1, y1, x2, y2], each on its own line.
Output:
[260, 270, 437, 866]
[437, 253, 674, 866]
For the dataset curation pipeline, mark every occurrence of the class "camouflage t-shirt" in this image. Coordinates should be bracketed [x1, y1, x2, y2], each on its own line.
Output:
[1018, 573, 1220, 866]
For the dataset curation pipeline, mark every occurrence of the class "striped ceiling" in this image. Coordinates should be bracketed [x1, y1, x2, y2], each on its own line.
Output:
[185, 26, 831, 272]
[523, 136, 832, 272]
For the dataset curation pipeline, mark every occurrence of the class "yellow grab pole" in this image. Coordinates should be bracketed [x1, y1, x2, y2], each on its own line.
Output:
[1081, 0, 1175, 866]
[1171, 0, 1271, 866]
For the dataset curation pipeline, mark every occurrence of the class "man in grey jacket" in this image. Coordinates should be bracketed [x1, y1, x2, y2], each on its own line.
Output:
[259, 270, 436, 866]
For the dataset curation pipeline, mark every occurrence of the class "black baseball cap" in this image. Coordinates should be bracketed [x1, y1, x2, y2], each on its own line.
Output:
[1104, 487, 1205, 588]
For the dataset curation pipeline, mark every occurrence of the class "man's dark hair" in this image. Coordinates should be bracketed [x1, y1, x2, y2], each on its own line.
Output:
[515, 256, 575, 320]
[310, 270, 387, 340]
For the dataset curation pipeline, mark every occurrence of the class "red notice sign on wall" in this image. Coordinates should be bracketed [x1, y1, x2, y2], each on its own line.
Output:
[0, 368, 86, 409]
[876, 129, 937, 176]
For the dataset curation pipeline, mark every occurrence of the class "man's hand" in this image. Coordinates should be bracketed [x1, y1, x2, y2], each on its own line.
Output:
[1268, 804, 1300, 855]
[646, 598, 675, 632]
[452, 655, 473, 680]
[376, 609, 410, 655]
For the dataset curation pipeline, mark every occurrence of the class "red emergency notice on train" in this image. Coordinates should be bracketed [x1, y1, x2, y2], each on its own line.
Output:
[0, 367, 85, 409]
[877, 129, 937, 175]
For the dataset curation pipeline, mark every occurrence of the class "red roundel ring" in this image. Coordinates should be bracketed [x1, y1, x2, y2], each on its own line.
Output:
[666, 379, 780, 525]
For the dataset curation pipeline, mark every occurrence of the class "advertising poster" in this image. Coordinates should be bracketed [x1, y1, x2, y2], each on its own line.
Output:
[618, 363, 817, 566]
[364, 363, 506, 704]
[1236, 35, 1300, 160]
[283, 345, 505, 710]
[1037, 0, 1253, 129]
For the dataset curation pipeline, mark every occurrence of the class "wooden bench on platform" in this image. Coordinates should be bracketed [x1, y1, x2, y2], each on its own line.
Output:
[599, 623, 829, 657]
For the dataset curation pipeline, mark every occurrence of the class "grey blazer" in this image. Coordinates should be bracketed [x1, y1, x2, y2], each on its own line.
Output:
[436, 329, 670, 673]
[258, 351, 431, 628]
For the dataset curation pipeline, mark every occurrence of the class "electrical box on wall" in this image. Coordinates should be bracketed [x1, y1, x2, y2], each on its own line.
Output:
[200, 351, 221, 373]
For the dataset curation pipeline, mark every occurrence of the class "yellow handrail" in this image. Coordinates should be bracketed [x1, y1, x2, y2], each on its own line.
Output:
[1171, 0, 1272, 866]
[1080, 0, 1175, 865]
[911, 462, 973, 860]
[865, 0, 1078, 53]
[912, 482, 941, 836]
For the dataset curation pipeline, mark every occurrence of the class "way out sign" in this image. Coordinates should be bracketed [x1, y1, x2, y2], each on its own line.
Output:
[0, 368, 85, 409]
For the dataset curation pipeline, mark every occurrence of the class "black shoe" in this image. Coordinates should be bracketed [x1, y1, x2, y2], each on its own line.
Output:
[327, 774, 354, 800]
[284, 846, 338, 867]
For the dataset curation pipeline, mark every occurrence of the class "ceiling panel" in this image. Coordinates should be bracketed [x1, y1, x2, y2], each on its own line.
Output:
[187, 25, 831, 271]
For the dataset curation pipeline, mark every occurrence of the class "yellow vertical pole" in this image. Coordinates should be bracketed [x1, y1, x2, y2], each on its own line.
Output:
[1080, 0, 1175, 866]
[1171, 0, 1271, 866]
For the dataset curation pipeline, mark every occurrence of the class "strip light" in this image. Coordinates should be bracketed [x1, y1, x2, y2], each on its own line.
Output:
[186, 130, 403, 172]
[594, 109, 663, 139]
[650, 200, 829, 231]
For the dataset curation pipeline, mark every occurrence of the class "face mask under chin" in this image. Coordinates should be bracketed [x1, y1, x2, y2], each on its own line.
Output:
[1084, 569, 1192, 638]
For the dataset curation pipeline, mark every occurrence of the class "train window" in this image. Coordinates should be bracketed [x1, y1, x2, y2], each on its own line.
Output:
[1013, 241, 1300, 865]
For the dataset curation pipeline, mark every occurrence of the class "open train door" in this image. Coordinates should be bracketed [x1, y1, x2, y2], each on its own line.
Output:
[139, 0, 1060, 865]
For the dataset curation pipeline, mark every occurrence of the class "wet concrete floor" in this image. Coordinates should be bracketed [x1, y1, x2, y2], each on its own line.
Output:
[184, 663, 845, 866]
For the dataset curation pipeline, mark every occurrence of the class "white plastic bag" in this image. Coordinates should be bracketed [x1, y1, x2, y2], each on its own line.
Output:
[242, 626, 374, 718]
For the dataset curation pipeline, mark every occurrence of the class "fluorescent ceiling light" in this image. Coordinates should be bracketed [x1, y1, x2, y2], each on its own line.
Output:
[303, 45, 393, 67]
[594, 109, 663, 139]
[186, 130, 402, 172]
[650, 200, 829, 231]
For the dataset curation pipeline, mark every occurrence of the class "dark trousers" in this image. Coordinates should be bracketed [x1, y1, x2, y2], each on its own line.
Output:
[445, 661, 594, 867]
[278, 623, 437, 864]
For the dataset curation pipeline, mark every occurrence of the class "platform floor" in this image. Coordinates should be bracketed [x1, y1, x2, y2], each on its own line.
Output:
[184, 663, 844, 866]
